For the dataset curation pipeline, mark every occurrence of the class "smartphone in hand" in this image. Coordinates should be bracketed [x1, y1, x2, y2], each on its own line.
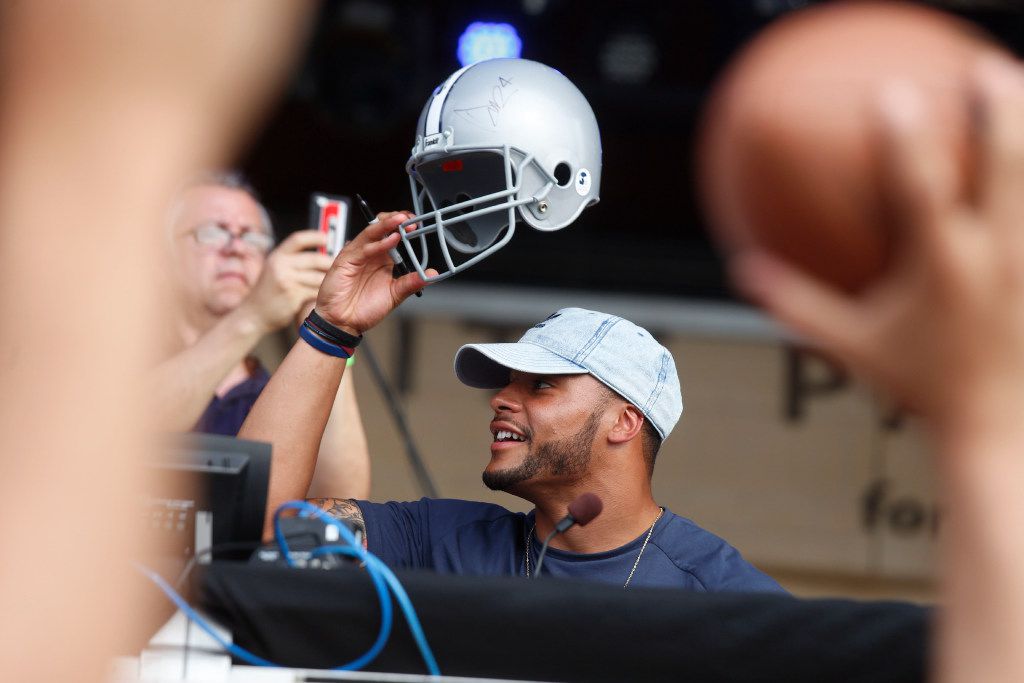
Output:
[309, 192, 350, 258]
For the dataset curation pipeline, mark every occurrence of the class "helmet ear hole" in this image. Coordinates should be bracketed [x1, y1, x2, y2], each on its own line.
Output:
[454, 193, 473, 216]
[553, 162, 572, 187]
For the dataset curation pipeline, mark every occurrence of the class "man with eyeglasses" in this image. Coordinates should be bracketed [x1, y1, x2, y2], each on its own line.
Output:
[155, 171, 370, 499]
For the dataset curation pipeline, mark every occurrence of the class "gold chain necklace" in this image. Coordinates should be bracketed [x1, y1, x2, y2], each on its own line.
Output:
[524, 507, 664, 588]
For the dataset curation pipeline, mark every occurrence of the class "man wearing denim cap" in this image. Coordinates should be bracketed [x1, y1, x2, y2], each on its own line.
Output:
[455, 307, 679, 495]
[241, 220, 782, 591]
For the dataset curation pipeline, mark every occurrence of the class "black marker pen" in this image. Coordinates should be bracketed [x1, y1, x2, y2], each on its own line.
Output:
[356, 194, 421, 297]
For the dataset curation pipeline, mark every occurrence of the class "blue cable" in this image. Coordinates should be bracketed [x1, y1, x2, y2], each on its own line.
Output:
[137, 501, 440, 676]
[311, 547, 440, 676]
[136, 557, 394, 671]
[370, 556, 440, 676]
[134, 562, 277, 667]
[273, 500, 363, 564]
[138, 551, 396, 671]
[314, 546, 394, 671]
[275, 501, 441, 676]
[317, 544, 393, 671]
[136, 507, 398, 673]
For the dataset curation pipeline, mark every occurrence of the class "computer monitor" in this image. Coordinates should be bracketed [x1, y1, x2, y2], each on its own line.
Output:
[146, 433, 271, 561]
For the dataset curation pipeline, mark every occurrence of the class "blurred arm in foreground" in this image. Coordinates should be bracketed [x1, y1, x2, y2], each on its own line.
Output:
[731, 56, 1024, 683]
[0, 2, 314, 682]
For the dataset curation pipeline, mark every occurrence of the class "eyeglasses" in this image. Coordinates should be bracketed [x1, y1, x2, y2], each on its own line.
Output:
[190, 222, 274, 254]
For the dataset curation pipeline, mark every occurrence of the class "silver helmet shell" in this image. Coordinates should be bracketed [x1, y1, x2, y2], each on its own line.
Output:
[399, 58, 601, 282]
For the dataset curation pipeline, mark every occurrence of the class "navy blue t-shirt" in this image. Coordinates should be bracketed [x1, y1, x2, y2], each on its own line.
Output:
[358, 498, 785, 592]
[192, 364, 270, 436]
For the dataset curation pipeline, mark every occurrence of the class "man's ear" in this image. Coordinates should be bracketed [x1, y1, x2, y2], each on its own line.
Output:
[607, 403, 645, 446]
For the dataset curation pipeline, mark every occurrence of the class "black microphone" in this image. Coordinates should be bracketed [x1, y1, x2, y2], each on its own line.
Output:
[533, 493, 603, 578]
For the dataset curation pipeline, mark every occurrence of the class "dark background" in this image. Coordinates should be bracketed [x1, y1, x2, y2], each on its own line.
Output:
[240, 0, 1024, 301]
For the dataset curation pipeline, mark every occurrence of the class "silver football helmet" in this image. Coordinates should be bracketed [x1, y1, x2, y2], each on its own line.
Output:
[398, 58, 602, 282]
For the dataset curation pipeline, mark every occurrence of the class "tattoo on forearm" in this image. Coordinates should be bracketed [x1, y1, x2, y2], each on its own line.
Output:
[307, 497, 367, 548]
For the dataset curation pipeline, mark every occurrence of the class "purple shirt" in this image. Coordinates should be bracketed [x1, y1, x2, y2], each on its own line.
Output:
[192, 363, 270, 436]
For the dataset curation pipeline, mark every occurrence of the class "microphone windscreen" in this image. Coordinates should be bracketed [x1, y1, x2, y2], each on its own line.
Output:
[567, 493, 603, 526]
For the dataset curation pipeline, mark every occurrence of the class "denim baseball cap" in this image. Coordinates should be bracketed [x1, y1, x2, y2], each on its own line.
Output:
[454, 308, 682, 439]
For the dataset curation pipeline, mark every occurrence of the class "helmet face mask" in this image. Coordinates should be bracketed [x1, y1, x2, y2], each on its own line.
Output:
[399, 58, 601, 282]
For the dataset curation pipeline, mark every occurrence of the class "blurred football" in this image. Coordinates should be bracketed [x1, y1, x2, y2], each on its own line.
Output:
[699, 1, 996, 292]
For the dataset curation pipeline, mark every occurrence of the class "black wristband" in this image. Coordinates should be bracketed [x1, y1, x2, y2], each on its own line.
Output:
[306, 309, 362, 348]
